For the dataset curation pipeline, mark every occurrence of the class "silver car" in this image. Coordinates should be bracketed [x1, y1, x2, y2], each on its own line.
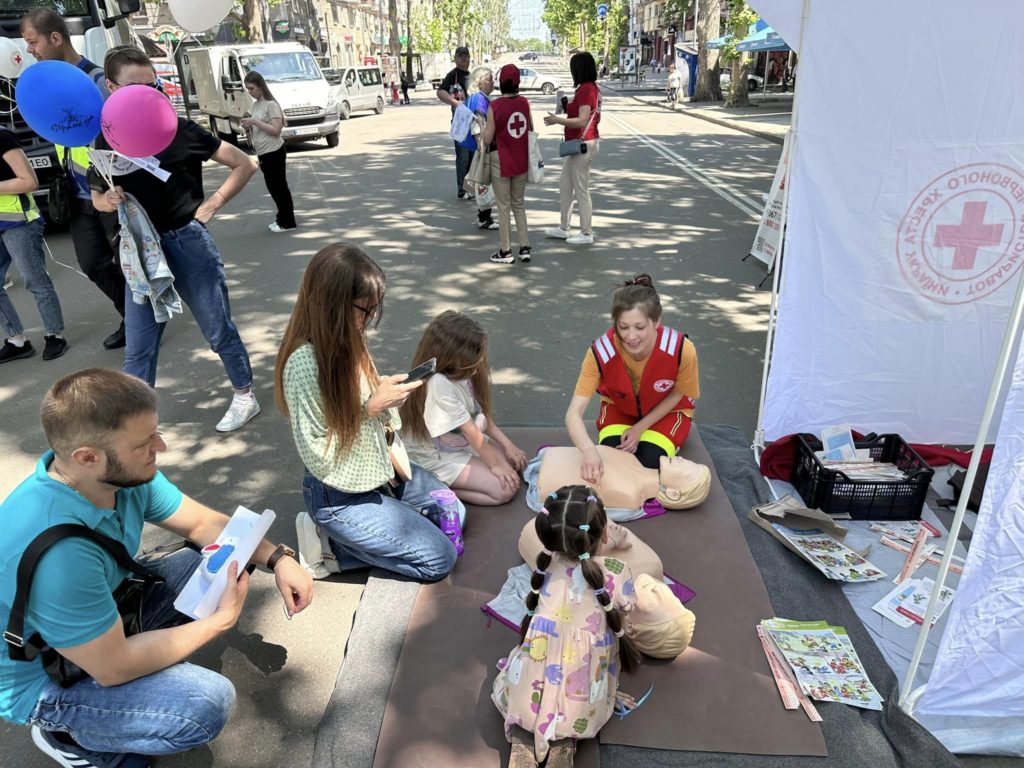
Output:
[517, 67, 559, 95]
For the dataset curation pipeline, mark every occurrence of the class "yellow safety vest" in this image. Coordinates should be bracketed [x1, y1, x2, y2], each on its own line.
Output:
[0, 190, 40, 230]
[54, 143, 92, 198]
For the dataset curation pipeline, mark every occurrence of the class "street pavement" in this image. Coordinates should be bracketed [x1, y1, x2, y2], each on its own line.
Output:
[5, 58, 1003, 767]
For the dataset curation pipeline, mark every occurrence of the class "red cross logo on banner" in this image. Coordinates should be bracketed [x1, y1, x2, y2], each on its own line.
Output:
[12, 53, 22, 67]
[933, 201, 1004, 270]
[896, 163, 1024, 305]
[507, 112, 527, 139]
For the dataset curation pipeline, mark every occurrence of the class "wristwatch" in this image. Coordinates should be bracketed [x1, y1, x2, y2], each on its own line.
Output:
[266, 543, 296, 572]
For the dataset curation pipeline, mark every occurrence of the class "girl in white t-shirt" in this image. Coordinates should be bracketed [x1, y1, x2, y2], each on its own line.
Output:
[242, 71, 296, 232]
[400, 311, 527, 505]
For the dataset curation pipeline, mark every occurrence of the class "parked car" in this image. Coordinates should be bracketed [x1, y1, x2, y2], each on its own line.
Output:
[518, 52, 539, 61]
[720, 71, 764, 91]
[517, 67, 559, 94]
[324, 66, 386, 119]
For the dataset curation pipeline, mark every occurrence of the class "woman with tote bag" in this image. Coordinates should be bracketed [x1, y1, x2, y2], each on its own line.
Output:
[544, 51, 601, 246]
[481, 64, 534, 265]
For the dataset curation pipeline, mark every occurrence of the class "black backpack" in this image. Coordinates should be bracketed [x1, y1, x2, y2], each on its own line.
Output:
[46, 146, 74, 227]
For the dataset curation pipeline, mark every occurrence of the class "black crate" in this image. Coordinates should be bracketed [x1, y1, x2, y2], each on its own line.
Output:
[790, 434, 934, 520]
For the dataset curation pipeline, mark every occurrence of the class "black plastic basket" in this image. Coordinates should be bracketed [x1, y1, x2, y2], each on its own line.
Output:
[790, 433, 934, 520]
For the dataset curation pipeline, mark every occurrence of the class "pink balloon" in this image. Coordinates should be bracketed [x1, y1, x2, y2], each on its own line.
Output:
[100, 85, 178, 158]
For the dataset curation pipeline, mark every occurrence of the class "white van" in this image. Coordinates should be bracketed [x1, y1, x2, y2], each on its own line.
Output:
[325, 66, 386, 119]
[190, 42, 340, 147]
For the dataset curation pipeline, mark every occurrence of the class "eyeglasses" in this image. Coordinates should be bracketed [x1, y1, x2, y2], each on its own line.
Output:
[354, 303, 378, 318]
[116, 80, 163, 91]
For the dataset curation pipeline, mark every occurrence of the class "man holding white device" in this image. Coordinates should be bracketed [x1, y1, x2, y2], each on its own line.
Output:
[0, 369, 313, 768]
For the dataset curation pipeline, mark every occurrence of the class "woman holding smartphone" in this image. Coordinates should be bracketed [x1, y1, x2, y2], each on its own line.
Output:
[544, 51, 601, 246]
[275, 243, 464, 582]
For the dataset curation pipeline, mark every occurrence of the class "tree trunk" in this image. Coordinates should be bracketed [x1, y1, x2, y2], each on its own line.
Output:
[724, 53, 749, 106]
[405, 0, 414, 82]
[242, 0, 265, 42]
[692, 0, 721, 102]
[389, 0, 400, 57]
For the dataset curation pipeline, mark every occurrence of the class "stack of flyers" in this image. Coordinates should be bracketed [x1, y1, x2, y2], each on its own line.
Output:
[871, 578, 955, 628]
[870, 520, 941, 543]
[771, 524, 887, 582]
[761, 618, 884, 711]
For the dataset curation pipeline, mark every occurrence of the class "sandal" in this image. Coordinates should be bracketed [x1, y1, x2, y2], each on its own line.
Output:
[518, 246, 532, 263]
[490, 249, 515, 264]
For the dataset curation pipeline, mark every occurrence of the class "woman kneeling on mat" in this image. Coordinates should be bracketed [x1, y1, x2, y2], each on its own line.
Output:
[566, 274, 699, 485]
[492, 486, 644, 767]
[275, 243, 464, 582]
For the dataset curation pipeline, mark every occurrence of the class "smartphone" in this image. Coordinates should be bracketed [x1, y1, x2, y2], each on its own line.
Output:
[404, 357, 437, 384]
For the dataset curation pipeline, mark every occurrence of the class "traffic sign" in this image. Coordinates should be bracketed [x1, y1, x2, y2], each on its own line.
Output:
[597, 3, 608, 18]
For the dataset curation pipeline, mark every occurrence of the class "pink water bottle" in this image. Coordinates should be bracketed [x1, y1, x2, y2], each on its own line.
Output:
[429, 489, 464, 556]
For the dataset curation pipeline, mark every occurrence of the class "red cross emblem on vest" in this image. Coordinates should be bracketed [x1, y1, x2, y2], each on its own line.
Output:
[507, 111, 527, 139]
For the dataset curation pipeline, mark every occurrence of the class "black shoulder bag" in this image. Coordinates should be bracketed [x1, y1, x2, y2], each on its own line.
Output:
[4, 524, 163, 688]
[46, 147, 74, 227]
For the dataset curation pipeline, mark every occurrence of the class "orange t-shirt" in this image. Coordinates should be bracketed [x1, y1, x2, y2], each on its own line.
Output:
[574, 335, 699, 416]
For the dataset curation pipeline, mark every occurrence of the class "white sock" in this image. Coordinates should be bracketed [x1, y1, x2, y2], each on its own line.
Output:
[7, 336, 25, 347]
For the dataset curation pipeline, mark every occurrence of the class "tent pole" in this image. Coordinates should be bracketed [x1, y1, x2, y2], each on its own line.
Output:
[899, 266, 1024, 710]
[752, 0, 811, 452]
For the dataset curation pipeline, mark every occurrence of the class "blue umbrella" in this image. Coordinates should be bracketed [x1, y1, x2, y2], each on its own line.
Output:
[705, 33, 733, 49]
[736, 26, 790, 52]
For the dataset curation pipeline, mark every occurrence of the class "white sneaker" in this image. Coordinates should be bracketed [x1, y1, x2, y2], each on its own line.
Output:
[545, 226, 571, 239]
[216, 392, 261, 432]
[566, 233, 594, 245]
[269, 222, 296, 233]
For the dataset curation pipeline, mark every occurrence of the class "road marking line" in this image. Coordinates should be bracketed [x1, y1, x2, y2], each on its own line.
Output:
[603, 111, 763, 219]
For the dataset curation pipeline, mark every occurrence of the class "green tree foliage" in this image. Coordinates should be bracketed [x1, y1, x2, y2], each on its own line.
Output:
[542, 0, 626, 65]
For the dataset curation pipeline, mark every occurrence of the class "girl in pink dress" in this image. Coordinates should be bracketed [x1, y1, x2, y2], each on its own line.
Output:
[492, 485, 643, 767]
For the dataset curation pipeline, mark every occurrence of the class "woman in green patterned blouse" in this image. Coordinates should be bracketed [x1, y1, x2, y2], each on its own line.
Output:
[275, 243, 463, 581]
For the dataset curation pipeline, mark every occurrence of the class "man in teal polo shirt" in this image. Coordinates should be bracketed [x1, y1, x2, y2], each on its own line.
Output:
[0, 369, 314, 767]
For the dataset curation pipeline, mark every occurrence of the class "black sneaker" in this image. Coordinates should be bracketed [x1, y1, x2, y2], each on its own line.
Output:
[489, 249, 515, 264]
[478, 218, 499, 230]
[102, 323, 126, 350]
[31, 725, 151, 767]
[457, 191, 467, 199]
[42, 335, 68, 361]
[518, 246, 532, 263]
[0, 339, 34, 363]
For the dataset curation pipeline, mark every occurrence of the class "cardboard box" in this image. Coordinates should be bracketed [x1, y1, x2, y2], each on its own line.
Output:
[748, 494, 853, 566]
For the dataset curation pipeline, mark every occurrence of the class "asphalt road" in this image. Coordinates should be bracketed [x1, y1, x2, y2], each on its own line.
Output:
[0, 57, 783, 767]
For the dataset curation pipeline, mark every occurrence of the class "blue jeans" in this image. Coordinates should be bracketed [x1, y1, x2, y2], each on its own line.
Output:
[27, 548, 236, 756]
[0, 219, 64, 337]
[454, 142, 473, 193]
[302, 463, 465, 583]
[124, 220, 252, 389]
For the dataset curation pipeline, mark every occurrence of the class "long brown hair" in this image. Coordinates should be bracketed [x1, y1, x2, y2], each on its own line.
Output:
[611, 273, 661, 324]
[243, 70, 278, 103]
[522, 485, 641, 673]
[399, 310, 492, 442]
[275, 244, 386, 453]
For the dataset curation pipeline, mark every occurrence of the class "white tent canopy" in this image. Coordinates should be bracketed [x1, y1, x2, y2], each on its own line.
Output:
[751, 0, 1024, 754]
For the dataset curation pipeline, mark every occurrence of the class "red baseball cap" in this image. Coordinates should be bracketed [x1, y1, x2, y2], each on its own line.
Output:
[498, 64, 520, 86]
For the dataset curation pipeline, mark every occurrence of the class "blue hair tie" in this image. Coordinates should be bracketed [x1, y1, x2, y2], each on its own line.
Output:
[594, 587, 607, 596]
[534, 567, 546, 576]
[526, 609, 536, 617]
[587, 495, 597, 502]
[579, 553, 591, 561]
[548, 491, 558, 499]
[579, 524, 590, 532]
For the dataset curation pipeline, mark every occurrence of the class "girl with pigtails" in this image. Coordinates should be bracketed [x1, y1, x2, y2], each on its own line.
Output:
[492, 485, 645, 768]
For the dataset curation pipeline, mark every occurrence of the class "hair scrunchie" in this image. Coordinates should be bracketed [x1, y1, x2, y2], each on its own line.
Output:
[602, 602, 614, 612]
[586, 495, 597, 502]
[534, 567, 546, 576]
[526, 610, 536, 617]
[578, 524, 590, 532]
[579, 553, 591, 561]
[530, 588, 540, 595]
[539, 507, 550, 516]
[614, 628, 625, 637]
[548, 491, 558, 499]
[594, 587, 607, 596]
[541, 548, 552, 556]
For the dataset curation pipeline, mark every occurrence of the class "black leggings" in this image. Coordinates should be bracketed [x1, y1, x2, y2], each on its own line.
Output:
[599, 434, 667, 470]
[258, 145, 296, 229]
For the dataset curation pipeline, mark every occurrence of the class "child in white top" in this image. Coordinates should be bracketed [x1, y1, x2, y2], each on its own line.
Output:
[400, 311, 527, 504]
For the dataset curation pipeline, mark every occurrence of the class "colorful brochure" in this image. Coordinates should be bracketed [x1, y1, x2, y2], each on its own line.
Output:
[771, 524, 886, 582]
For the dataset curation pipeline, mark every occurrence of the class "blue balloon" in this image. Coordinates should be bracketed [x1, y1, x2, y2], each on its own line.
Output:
[15, 60, 103, 147]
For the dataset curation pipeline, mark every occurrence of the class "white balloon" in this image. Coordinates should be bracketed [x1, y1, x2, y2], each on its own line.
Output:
[168, 0, 233, 33]
[0, 38, 27, 80]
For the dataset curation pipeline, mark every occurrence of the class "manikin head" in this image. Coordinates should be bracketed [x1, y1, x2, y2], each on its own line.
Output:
[628, 573, 696, 658]
[657, 454, 711, 509]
